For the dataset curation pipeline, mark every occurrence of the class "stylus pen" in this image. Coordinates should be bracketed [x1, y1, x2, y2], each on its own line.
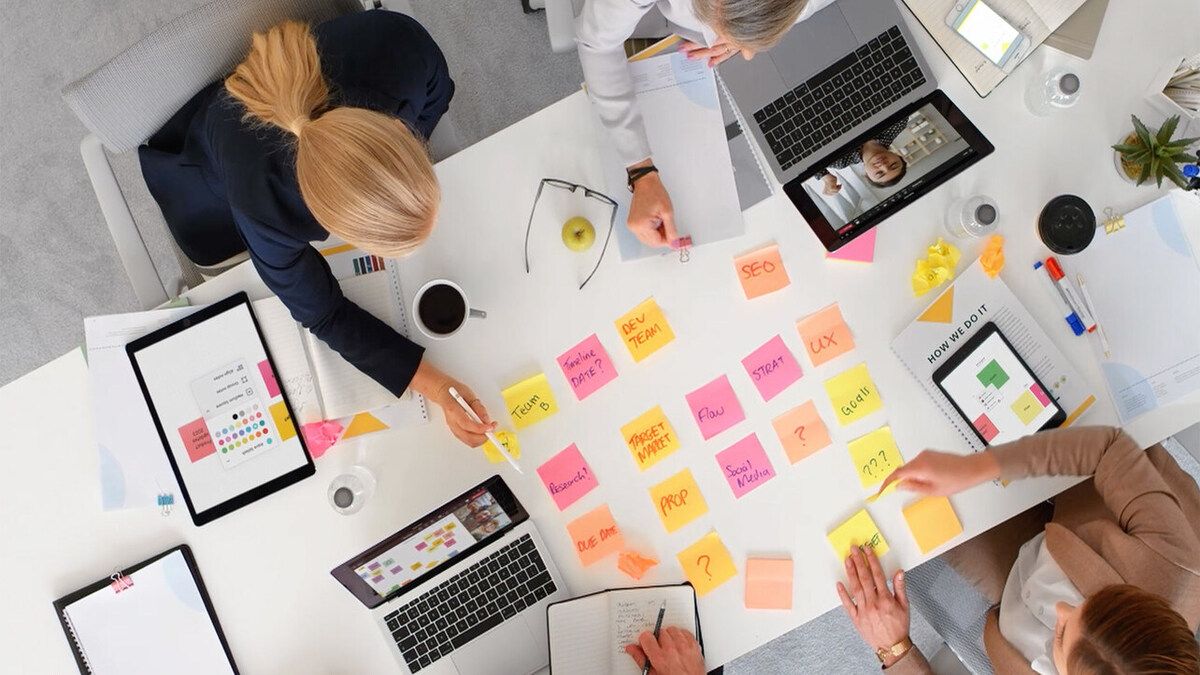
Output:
[643, 601, 667, 675]
[447, 386, 523, 474]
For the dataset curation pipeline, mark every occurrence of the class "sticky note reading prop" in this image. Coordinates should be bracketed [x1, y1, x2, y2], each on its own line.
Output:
[903, 496, 964, 554]
[745, 558, 793, 610]
[685, 375, 746, 440]
[715, 434, 776, 499]
[615, 297, 675, 362]
[772, 401, 831, 464]
[566, 505, 624, 567]
[735, 244, 790, 299]
[649, 469, 708, 533]
[823, 363, 883, 426]
[741, 335, 803, 401]
[677, 532, 737, 596]
[621, 405, 681, 471]
[536, 443, 598, 510]
[557, 334, 617, 400]
[797, 303, 856, 367]
[502, 373, 559, 429]
[827, 509, 890, 560]
[618, 551, 659, 580]
[847, 426, 905, 490]
[482, 431, 522, 464]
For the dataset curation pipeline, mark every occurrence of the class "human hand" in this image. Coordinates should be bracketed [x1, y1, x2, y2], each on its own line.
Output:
[626, 163, 678, 248]
[877, 449, 1000, 497]
[624, 626, 705, 675]
[822, 173, 842, 195]
[680, 38, 742, 67]
[836, 546, 910, 668]
[412, 361, 496, 447]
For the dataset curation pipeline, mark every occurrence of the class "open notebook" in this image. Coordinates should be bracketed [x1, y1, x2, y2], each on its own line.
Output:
[547, 584, 699, 674]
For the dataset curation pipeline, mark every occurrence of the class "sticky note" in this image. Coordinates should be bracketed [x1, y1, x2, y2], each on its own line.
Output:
[826, 228, 876, 263]
[557, 334, 618, 400]
[715, 434, 776, 498]
[617, 551, 659, 580]
[566, 505, 624, 567]
[621, 405, 681, 471]
[771, 401, 831, 464]
[482, 430, 522, 464]
[677, 531, 738, 596]
[797, 303, 856, 367]
[976, 359, 1009, 389]
[300, 420, 342, 459]
[537, 443, 598, 510]
[257, 359, 281, 398]
[649, 469, 708, 533]
[827, 509, 889, 560]
[615, 297, 675, 362]
[178, 418, 215, 463]
[342, 412, 388, 440]
[735, 244, 790, 299]
[741, 335, 803, 401]
[1010, 389, 1043, 424]
[823, 363, 883, 426]
[745, 558, 793, 610]
[847, 426, 905, 489]
[685, 375, 745, 440]
[502, 373, 559, 429]
[269, 399, 296, 441]
[903, 496, 964, 554]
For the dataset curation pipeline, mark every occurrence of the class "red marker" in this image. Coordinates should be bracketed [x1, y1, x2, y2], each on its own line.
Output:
[1044, 257, 1096, 332]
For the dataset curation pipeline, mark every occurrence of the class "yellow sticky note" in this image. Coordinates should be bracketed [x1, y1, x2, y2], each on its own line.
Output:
[676, 531, 737, 597]
[502, 373, 558, 429]
[614, 297, 675, 362]
[823, 363, 883, 426]
[1010, 389, 1042, 425]
[649, 469, 708, 533]
[745, 558, 793, 610]
[621, 406, 681, 471]
[903, 496, 964, 554]
[482, 431, 522, 464]
[734, 244, 791, 299]
[341, 412, 388, 440]
[847, 426, 905, 489]
[827, 509, 889, 560]
[268, 400, 296, 441]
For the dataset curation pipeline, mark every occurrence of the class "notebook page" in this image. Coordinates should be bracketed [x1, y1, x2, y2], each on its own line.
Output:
[608, 587, 698, 675]
[548, 593, 609, 675]
[251, 296, 323, 425]
[62, 551, 234, 675]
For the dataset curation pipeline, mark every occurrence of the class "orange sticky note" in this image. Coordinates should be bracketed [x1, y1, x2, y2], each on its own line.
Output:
[649, 469, 709, 533]
[617, 551, 659, 580]
[734, 244, 790, 299]
[828, 509, 889, 560]
[903, 496, 963, 554]
[621, 406, 681, 471]
[745, 558, 793, 610]
[771, 401, 831, 464]
[566, 505, 624, 567]
[677, 531, 737, 596]
[797, 303, 856, 366]
[615, 297, 676, 362]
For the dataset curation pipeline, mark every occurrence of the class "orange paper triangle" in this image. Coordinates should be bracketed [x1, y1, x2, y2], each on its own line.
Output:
[917, 286, 954, 323]
[341, 412, 389, 440]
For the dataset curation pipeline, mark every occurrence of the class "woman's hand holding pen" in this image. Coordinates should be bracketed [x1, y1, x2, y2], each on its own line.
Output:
[624, 627, 705, 675]
[411, 360, 496, 447]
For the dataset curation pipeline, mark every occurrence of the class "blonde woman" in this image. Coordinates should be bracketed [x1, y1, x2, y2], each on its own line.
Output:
[139, 11, 496, 446]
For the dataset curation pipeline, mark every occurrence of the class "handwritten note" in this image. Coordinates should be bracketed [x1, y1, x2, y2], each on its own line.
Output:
[903, 496, 964, 554]
[502, 373, 559, 429]
[741, 335, 803, 401]
[685, 375, 745, 440]
[771, 401, 831, 464]
[557, 334, 618, 400]
[715, 434, 776, 499]
[847, 427, 904, 489]
[615, 297, 675, 362]
[482, 430, 522, 464]
[649, 469, 708, 533]
[734, 244, 790, 299]
[677, 531, 737, 596]
[823, 363, 883, 426]
[566, 504, 624, 567]
[828, 509, 890, 560]
[745, 558, 793, 610]
[536, 443, 598, 510]
[621, 405, 681, 471]
[797, 303, 856, 366]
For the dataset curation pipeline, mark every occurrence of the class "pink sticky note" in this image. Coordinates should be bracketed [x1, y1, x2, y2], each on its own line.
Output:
[741, 335, 803, 401]
[715, 434, 776, 498]
[685, 375, 745, 440]
[826, 228, 876, 263]
[556, 334, 618, 400]
[177, 417, 215, 463]
[797, 303, 856, 367]
[301, 420, 344, 459]
[1030, 383, 1051, 406]
[537, 443, 598, 511]
[973, 414, 999, 443]
[258, 359, 281, 398]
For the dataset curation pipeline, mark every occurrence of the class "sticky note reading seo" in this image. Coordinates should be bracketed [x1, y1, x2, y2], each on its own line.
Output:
[557, 334, 618, 400]
[771, 401, 831, 464]
[797, 303, 856, 367]
[677, 532, 737, 597]
[502, 373, 559, 429]
[649, 469, 708, 533]
[685, 375, 746, 440]
[827, 509, 889, 560]
[903, 496, 963, 554]
[847, 426, 904, 489]
[536, 443, 598, 511]
[741, 335, 803, 401]
[621, 405, 681, 471]
[482, 430, 522, 464]
[615, 297, 675, 362]
[823, 363, 883, 426]
[735, 244, 790, 299]
[715, 434, 776, 499]
[566, 504, 624, 567]
[745, 558, 793, 610]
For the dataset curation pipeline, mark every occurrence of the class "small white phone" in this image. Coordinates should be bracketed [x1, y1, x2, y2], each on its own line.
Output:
[945, 0, 1030, 69]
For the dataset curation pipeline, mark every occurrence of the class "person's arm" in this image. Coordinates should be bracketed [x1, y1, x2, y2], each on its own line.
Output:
[623, 626, 705, 675]
[836, 546, 931, 673]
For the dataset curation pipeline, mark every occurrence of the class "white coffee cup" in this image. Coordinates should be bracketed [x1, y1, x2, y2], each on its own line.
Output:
[413, 279, 487, 340]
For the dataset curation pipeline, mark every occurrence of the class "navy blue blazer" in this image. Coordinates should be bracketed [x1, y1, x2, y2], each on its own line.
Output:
[139, 10, 454, 398]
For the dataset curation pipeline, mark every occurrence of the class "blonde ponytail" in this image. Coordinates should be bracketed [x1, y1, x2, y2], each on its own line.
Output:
[225, 20, 440, 257]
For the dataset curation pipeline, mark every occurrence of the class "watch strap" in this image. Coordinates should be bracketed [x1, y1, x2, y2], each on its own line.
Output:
[626, 164, 658, 191]
[875, 636, 913, 664]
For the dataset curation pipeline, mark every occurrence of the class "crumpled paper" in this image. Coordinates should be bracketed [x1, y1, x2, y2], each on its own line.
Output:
[301, 420, 344, 459]
[617, 550, 659, 580]
[912, 238, 962, 296]
[980, 234, 1005, 278]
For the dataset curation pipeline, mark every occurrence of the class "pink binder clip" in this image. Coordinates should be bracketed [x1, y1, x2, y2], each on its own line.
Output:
[110, 572, 134, 593]
[670, 236, 692, 263]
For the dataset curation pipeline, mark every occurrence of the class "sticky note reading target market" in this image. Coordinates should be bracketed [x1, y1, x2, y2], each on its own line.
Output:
[482, 431, 522, 464]
[903, 496, 963, 554]
[502, 373, 558, 429]
[621, 405, 680, 471]
[771, 401, 831, 464]
[677, 531, 738, 596]
[536, 443, 597, 511]
[735, 244, 790, 299]
[649, 469, 708, 533]
[741, 335, 803, 401]
[566, 504, 624, 567]
[685, 375, 746, 440]
[615, 297, 675, 362]
[797, 303, 856, 367]
[827, 509, 889, 560]
[847, 426, 904, 490]
[556, 334, 618, 400]
[823, 363, 883, 426]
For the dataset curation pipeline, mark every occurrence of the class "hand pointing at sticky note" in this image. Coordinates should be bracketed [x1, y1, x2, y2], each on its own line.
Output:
[876, 449, 1001, 498]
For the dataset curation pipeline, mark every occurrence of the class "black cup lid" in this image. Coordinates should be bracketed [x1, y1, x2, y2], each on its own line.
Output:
[1038, 195, 1096, 255]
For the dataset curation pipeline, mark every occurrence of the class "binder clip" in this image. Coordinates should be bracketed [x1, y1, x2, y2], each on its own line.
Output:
[156, 492, 174, 516]
[109, 572, 134, 593]
[1101, 207, 1125, 235]
[670, 236, 692, 264]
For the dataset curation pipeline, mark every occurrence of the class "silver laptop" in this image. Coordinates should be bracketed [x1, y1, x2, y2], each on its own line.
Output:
[332, 476, 570, 674]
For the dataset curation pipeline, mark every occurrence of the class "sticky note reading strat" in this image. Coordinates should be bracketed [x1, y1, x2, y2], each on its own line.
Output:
[771, 401, 831, 464]
[502, 373, 558, 429]
[828, 509, 889, 560]
[797, 303, 856, 366]
[649, 469, 708, 533]
[847, 426, 904, 489]
[735, 244, 790, 299]
[566, 504, 624, 567]
[903, 496, 964, 554]
[621, 405, 681, 471]
[677, 531, 738, 597]
[685, 375, 745, 440]
[482, 431, 522, 464]
[615, 297, 675, 362]
[823, 363, 883, 426]
[741, 335, 803, 401]
[536, 443, 598, 511]
[745, 558, 793, 610]
[557, 334, 618, 400]
[715, 434, 776, 499]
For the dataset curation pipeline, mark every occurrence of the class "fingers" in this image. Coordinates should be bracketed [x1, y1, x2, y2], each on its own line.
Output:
[638, 630, 666, 666]
[624, 644, 648, 670]
[708, 50, 737, 67]
[836, 581, 858, 619]
[659, 208, 679, 244]
[657, 626, 678, 652]
[864, 545, 889, 597]
[853, 546, 878, 609]
[451, 422, 487, 448]
[630, 218, 668, 247]
[878, 465, 910, 495]
[468, 398, 494, 428]
[894, 570, 908, 611]
[844, 553, 863, 603]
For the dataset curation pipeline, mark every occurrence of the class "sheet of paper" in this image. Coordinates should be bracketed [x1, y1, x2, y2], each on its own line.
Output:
[537, 443, 598, 511]
[482, 430, 522, 464]
[649, 469, 708, 533]
[734, 244, 790, 299]
[745, 558, 793, 610]
[621, 405, 681, 471]
[567, 504, 625, 567]
[614, 298, 676, 362]
[797, 303, 856, 367]
[847, 426, 905, 489]
[685, 375, 746, 440]
[828, 509, 890, 560]
[248, 296, 324, 424]
[502, 373, 559, 429]
[826, 228, 876, 263]
[741, 335, 803, 401]
[715, 434, 776, 499]
[903, 495, 964, 554]
[557, 334, 618, 400]
[607, 586, 698, 674]
[823, 363, 883, 426]
[771, 401, 832, 464]
[676, 531, 737, 597]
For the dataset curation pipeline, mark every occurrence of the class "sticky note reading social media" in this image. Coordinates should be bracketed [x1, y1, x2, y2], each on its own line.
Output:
[741, 335, 803, 401]
[621, 405, 680, 471]
[536, 443, 597, 511]
[715, 434, 776, 499]
[649, 469, 708, 533]
[823, 363, 883, 426]
[685, 375, 745, 440]
[556, 334, 617, 400]
[847, 426, 904, 490]
[903, 496, 963, 554]
[502, 373, 558, 429]
[797, 303, 856, 366]
[828, 509, 889, 560]
[771, 401, 831, 464]
[734, 244, 790, 299]
[566, 504, 624, 567]
[676, 531, 737, 596]
[615, 297, 675, 362]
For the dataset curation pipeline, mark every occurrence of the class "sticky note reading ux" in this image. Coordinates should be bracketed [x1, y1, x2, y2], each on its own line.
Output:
[797, 303, 856, 367]
[557, 334, 617, 400]
[772, 401, 831, 464]
[828, 509, 889, 560]
[903, 496, 963, 554]
[715, 434, 776, 499]
[615, 297, 675, 362]
[536, 443, 597, 511]
[566, 504, 624, 567]
[685, 375, 745, 440]
[502, 373, 558, 429]
[847, 426, 904, 490]
[677, 531, 737, 596]
[735, 244, 790, 299]
[650, 469, 708, 533]
[621, 405, 681, 471]
[823, 363, 883, 426]
[741, 335, 803, 402]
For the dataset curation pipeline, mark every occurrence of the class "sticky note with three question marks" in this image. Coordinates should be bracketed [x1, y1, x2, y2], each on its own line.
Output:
[536, 443, 597, 511]
[649, 469, 708, 533]
[677, 531, 737, 596]
[502, 373, 558, 429]
[827, 509, 889, 560]
[847, 426, 904, 490]
[556, 334, 617, 400]
[823, 363, 883, 426]
[566, 504, 624, 567]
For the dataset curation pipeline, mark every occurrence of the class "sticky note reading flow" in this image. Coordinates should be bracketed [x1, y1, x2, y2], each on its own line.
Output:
[566, 505, 624, 567]
[745, 558, 793, 610]
[649, 469, 708, 533]
[715, 434, 776, 499]
[685, 375, 746, 440]
[621, 406, 681, 471]
[557, 334, 618, 400]
[615, 297, 675, 362]
[823, 363, 883, 426]
[847, 426, 904, 489]
[735, 244, 790, 299]
[741, 335, 803, 401]
[797, 303, 856, 367]
[828, 509, 889, 560]
[903, 496, 964, 554]
[482, 431, 522, 464]
[677, 532, 738, 596]
[502, 373, 558, 429]
[536, 443, 598, 511]
[772, 401, 831, 464]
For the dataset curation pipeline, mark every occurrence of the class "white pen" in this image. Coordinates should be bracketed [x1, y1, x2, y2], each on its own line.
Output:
[1076, 274, 1112, 359]
[447, 386, 523, 473]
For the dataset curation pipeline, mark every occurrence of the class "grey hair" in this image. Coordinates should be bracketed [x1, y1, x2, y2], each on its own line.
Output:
[692, 0, 808, 51]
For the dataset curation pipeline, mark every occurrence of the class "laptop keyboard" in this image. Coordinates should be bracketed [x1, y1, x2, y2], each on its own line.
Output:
[383, 533, 557, 673]
[752, 25, 927, 171]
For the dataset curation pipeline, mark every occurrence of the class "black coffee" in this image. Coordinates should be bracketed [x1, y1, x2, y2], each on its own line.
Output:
[418, 283, 467, 335]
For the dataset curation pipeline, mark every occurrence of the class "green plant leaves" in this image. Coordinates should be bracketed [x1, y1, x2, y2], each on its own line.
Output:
[1123, 114, 1198, 186]
[1156, 115, 1179, 146]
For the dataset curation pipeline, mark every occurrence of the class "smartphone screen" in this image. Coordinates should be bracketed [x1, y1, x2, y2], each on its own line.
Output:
[953, 0, 1021, 65]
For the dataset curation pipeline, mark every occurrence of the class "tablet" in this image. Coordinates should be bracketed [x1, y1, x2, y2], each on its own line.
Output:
[933, 322, 1066, 446]
[127, 293, 314, 525]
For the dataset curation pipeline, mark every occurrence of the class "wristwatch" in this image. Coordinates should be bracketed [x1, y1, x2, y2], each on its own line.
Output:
[626, 164, 659, 192]
[876, 637, 914, 664]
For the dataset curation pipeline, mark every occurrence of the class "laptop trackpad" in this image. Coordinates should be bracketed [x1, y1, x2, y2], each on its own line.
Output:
[771, 8, 856, 87]
[451, 620, 542, 675]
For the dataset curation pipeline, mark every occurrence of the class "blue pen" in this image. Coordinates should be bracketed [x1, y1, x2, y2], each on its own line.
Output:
[1034, 261, 1084, 335]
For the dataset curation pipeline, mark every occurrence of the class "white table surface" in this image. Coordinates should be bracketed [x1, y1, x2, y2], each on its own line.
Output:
[4, 1, 1200, 671]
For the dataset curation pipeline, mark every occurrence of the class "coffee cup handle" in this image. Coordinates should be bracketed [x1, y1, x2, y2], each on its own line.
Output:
[469, 308, 487, 320]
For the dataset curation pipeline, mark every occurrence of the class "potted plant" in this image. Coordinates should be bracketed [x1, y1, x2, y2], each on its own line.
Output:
[1112, 114, 1199, 187]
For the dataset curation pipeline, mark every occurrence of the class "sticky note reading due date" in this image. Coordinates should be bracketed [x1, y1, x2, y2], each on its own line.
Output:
[685, 375, 745, 440]
[649, 469, 708, 533]
[566, 504, 624, 567]
[615, 297, 675, 362]
[556, 334, 617, 400]
[536, 443, 597, 511]
[734, 244, 790, 299]
[741, 335, 803, 401]
[502, 373, 559, 429]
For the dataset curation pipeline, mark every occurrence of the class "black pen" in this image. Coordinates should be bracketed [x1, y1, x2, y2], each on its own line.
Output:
[643, 600, 667, 675]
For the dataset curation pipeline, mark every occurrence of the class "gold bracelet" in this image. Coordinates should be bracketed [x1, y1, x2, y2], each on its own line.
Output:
[875, 636, 914, 664]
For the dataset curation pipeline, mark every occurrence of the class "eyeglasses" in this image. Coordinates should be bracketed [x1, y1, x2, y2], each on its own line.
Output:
[523, 178, 617, 290]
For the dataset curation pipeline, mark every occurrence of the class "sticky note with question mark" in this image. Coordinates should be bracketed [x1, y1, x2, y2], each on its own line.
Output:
[676, 531, 737, 596]
[847, 426, 905, 490]
[536, 443, 598, 510]
[556, 334, 618, 400]
[621, 405, 680, 471]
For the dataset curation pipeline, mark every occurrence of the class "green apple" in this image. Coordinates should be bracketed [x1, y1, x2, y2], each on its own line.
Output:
[561, 216, 596, 252]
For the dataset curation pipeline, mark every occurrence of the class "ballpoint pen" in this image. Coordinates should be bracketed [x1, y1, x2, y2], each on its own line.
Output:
[447, 386, 523, 474]
[642, 600, 667, 675]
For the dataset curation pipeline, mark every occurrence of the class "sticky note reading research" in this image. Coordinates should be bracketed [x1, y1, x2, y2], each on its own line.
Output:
[536, 443, 598, 511]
